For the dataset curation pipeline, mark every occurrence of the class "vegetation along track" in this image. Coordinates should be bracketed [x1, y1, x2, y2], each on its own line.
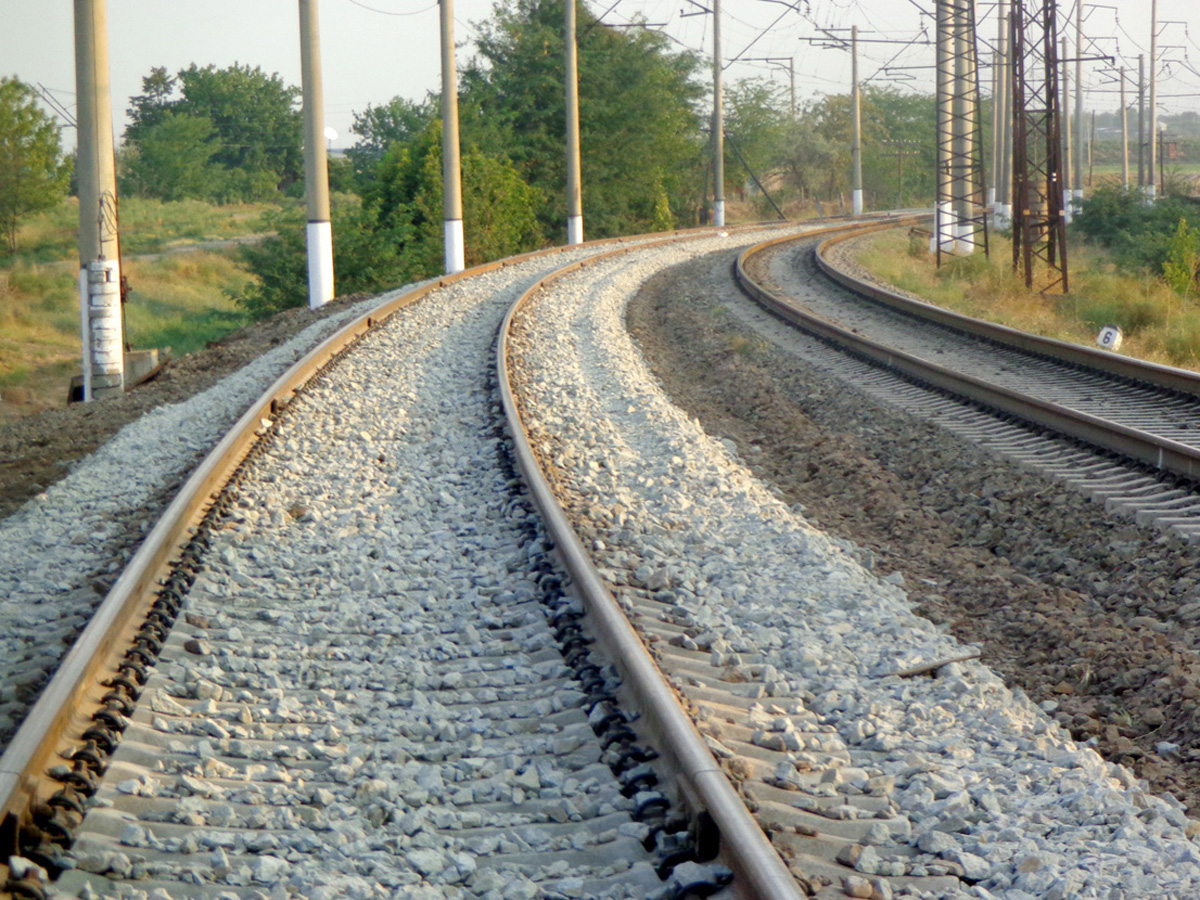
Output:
[9, 216, 1200, 900]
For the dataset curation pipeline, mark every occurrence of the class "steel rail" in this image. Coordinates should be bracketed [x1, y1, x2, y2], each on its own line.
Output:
[736, 230, 1200, 484]
[497, 237, 809, 900]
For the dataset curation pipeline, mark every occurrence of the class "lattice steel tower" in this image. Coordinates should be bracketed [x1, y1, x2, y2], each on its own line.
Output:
[1010, 0, 1069, 293]
[934, 0, 989, 263]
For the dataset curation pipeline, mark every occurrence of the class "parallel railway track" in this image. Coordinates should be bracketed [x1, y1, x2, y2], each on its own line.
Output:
[7, 216, 1200, 900]
[738, 229, 1200, 538]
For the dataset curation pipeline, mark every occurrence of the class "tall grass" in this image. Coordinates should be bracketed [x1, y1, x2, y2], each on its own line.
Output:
[4, 197, 283, 266]
[1, 196, 271, 411]
[856, 230, 1200, 371]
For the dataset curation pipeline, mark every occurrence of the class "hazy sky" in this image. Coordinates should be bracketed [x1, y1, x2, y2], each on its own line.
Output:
[4, 0, 1199, 150]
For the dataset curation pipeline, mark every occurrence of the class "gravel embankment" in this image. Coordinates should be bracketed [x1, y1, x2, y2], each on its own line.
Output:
[53, 255, 672, 899]
[514, 236, 1200, 899]
[0, 296, 402, 751]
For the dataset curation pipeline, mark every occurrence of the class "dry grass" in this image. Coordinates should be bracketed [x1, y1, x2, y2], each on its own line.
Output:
[0, 197, 280, 413]
[854, 229, 1200, 372]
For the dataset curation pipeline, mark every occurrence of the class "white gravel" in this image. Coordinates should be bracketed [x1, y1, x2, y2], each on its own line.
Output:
[513, 234, 1200, 900]
[0, 294, 401, 746]
[50, 251, 674, 899]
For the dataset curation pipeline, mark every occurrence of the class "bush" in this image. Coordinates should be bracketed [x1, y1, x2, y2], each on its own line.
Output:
[230, 198, 417, 319]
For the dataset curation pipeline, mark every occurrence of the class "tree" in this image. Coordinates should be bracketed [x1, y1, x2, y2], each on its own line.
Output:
[120, 113, 218, 201]
[347, 95, 438, 184]
[231, 197, 417, 319]
[0, 78, 71, 252]
[124, 63, 302, 198]
[372, 119, 543, 272]
[461, 0, 705, 238]
[1163, 218, 1200, 296]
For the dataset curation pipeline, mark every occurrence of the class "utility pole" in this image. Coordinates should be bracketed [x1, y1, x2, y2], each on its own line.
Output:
[1073, 0, 1084, 208]
[712, 0, 725, 227]
[1061, 36, 1071, 220]
[1088, 109, 1096, 186]
[299, 0, 334, 309]
[1010, 0, 1068, 293]
[1138, 53, 1146, 191]
[851, 25, 863, 215]
[934, 0, 952, 254]
[1147, 0, 1158, 200]
[440, 0, 465, 273]
[1120, 65, 1129, 188]
[990, 0, 1007, 215]
[933, 0, 987, 259]
[74, 0, 123, 401]
[997, 7, 1014, 228]
[564, 0, 583, 244]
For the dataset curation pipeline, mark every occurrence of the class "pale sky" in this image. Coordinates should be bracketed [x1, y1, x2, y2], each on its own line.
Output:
[3, 0, 1199, 151]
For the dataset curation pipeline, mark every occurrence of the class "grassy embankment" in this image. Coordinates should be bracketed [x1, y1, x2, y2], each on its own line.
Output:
[852, 229, 1200, 372]
[0, 197, 278, 413]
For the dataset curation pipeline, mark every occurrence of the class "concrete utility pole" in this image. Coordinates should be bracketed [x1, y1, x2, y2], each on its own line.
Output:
[990, 0, 1006, 214]
[1120, 66, 1129, 188]
[952, 5, 977, 252]
[1073, 0, 1084, 208]
[299, 0, 334, 309]
[1147, 0, 1158, 200]
[933, 0, 952, 253]
[564, 0, 584, 244]
[74, 0, 123, 401]
[1061, 36, 1072, 220]
[1138, 53, 1146, 190]
[440, 0, 465, 273]
[997, 6, 1014, 229]
[711, 0, 725, 227]
[851, 25, 863, 215]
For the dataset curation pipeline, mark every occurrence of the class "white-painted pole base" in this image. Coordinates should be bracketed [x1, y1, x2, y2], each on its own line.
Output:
[713, 200, 725, 228]
[995, 204, 1012, 231]
[955, 222, 975, 255]
[78, 269, 91, 402]
[1146, 183, 1158, 203]
[306, 220, 335, 309]
[444, 219, 465, 274]
[852, 189, 864, 216]
[567, 215, 584, 246]
[83, 258, 124, 401]
[930, 203, 955, 254]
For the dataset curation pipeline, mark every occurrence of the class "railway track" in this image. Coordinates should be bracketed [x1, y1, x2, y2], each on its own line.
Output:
[6, 217, 1200, 900]
[738, 230, 1200, 538]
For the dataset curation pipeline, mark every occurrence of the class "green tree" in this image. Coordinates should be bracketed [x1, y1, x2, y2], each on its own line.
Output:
[0, 78, 71, 252]
[461, 0, 705, 238]
[231, 197, 417, 319]
[373, 119, 543, 272]
[120, 113, 218, 201]
[124, 63, 302, 198]
[1163, 218, 1200, 295]
[347, 95, 438, 184]
[725, 78, 791, 202]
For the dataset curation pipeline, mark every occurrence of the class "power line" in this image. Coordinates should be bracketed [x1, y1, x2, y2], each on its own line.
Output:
[343, 0, 438, 16]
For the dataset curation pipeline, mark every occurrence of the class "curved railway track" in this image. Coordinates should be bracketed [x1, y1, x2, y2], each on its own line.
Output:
[7, 217, 1200, 900]
[738, 230, 1200, 536]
